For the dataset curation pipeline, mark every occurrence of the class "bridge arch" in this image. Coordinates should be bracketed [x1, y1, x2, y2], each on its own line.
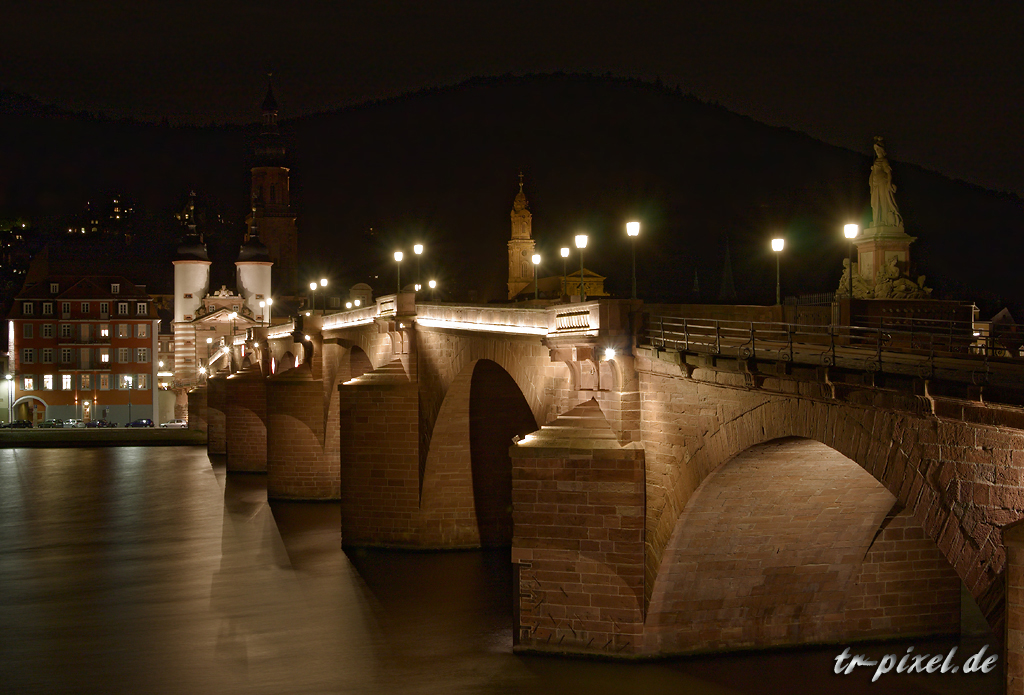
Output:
[644, 388, 1012, 631]
[646, 437, 962, 652]
[421, 358, 537, 547]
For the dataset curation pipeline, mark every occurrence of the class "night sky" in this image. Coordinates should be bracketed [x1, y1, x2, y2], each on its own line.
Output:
[5, 2, 1024, 196]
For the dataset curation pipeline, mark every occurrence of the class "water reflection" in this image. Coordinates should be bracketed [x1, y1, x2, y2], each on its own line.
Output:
[0, 447, 1001, 694]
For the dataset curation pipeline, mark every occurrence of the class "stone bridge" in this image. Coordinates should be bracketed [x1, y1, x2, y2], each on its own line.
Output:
[186, 293, 1024, 692]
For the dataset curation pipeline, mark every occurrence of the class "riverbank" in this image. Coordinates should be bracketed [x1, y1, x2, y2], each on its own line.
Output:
[0, 428, 207, 448]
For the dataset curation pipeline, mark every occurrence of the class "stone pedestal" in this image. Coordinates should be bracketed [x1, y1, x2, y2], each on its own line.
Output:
[510, 399, 646, 656]
[267, 364, 339, 500]
[225, 367, 267, 473]
[187, 386, 208, 435]
[856, 225, 916, 281]
[206, 374, 228, 456]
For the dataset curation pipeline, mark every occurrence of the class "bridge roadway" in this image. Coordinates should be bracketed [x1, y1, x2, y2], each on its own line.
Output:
[184, 293, 1024, 693]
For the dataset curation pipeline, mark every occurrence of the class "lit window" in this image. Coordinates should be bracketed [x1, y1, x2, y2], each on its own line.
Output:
[43, 375, 53, 390]
[136, 374, 149, 390]
[100, 325, 110, 338]
[81, 374, 91, 389]
[23, 377, 34, 391]
[117, 324, 129, 338]
[62, 374, 72, 390]
[121, 375, 134, 389]
[100, 350, 110, 363]
[100, 374, 110, 390]
[137, 324, 148, 338]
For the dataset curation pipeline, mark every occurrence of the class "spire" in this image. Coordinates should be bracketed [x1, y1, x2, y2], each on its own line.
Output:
[513, 172, 529, 213]
[255, 75, 286, 165]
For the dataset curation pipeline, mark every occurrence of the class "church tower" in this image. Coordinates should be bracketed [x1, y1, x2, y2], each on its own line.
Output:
[507, 174, 536, 299]
[249, 78, 298, 293]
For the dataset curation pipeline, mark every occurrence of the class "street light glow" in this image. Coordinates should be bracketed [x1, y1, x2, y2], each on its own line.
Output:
[394, 251, 403, 262]
[320, 278, 327, 287]
[428, 280, 436, 289]
[532, 253, 541, 265]
[575, 234, 588, 249]
[354, 299, 361, 307]
[206, 337, 213, 344]
[626, 221, 640, 237]
[604, 348, 616, 360]
[772, 238, 785, 252]
[346, 301, 352, 309]
[844, 223, 859, 240]
[413, 244, 423, 255]
[310, 282, 317, 291]
[560, 247, 569, 258]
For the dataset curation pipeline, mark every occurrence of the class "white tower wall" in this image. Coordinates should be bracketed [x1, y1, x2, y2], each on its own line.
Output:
[173, 261, 211, 323]
[236, 262, 272, 321]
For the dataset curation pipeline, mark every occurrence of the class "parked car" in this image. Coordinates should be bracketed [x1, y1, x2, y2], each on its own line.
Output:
[85, 419, 117, 428]
[126, 419, 154, 428]
[3, 420, 33, 428]
[160, 419, 188, 429]
[38, 419, 65, 428]
[64, 419, 85, 428]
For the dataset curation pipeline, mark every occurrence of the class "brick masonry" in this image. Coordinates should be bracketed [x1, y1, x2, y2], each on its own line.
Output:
[645, 438, 960, 653]
[225, 368, 267, 473]
[206, 374, 228, 456]
[187, 386, 207, 434]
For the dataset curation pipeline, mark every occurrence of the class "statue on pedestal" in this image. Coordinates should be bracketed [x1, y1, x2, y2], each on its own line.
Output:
[869, 137, 904, 229]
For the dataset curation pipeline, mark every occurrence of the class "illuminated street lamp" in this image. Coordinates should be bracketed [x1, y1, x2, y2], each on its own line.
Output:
[125, 375, 133, 424]
[771, 237, 785, 305]
[266, 297, 273, 327]
[259, 301, 266, 327]
[844, 224, 859, 298]
[394, 251, 403, 294]
[532, 253, 541, 300]
[428, 279, 437, 301]
[626, 221, 640, 300]
[319, 278, 327, 315]
[560, 247, 570, 299]
[309, 281, 318, 313]
[206, 336, 213, 372]
[575, 234, 589, 301]
[413, 243, 423, 288]
[5, 373, 12, 423]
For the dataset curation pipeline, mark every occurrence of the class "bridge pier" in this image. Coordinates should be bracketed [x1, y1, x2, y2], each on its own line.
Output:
[267, 364, 339, 499]
[224, 367, 267, 473]
[511, 399, 646, 655]
[187, 385, 207, 434]
[206, 373, 228, 456]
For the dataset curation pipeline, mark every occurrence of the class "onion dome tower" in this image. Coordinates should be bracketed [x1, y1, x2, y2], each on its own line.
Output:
[173, 191, 211, 323]
[236, 212, 273, 322]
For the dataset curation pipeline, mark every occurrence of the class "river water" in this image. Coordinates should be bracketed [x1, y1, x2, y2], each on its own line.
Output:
[0, 446, 1002, 694]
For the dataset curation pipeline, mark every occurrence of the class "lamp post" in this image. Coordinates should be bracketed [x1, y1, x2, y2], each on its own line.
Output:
[626, 221, 640, 300]
[844, 224, 859, 298]
[266, 297, 273, 327]
[429, 279, 437, 301]
[394, 251, 403, 294]
[259, 301, 266, 327]
[575, 234, 588, 301]
[413, 243, 423, 289]
[126, 375, 133, 424]
[771, 237, 784, 305]
[5, 373, 12, 423]
[532, 253, 541, 300]
[319, 279, 327, 314]
[309, 281, 318, 313]
[228, 312, 238, 373]
[560, 247, 569, 299]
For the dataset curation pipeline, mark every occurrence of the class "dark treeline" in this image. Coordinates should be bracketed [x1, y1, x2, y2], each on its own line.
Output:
[1, 74, 1022, 314]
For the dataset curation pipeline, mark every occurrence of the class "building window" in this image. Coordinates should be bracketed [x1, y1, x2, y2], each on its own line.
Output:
[117, 324, 129, 338]
[136, 374, 149, 390]
[23, 376, 34, 391]
[42, 324, 54, 338]
[60, 348, 72, 363]
[100, 302, 109, 315]
[100, 324, 110, 338]
[120, 375, 134, 390]
[255, 294, 264, 300]
[43, 375, 53, 390]
[137, 324, 148, 338]
[207, 304, 214, 312]
[81, 374, 91, 389]
[41, 348, 53, 364]
[232, 304, 239, 311]
[111, 284, 120, 294]
[21, 348, 34, 364]
[183, 293, 193, 299]
[118, 347, 130, 363]
[23, 302, 33, 315]
[100, 349, 110, 363]
[81, 302, 90, 313]
[136, 302, 148, 315]
[50, 283, 59, 293]
[136, 348, 149, 363]
[61, 302, 70, 315]
[100, 374, 110, 390]
[61, 323, 72, 338]
[62, 374, 72, 390]
[118, 303, 128, 315]
[23, 324, 33, 339]
[42, 302, 53, 315]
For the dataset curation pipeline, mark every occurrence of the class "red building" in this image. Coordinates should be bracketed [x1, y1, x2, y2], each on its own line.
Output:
[7, 276, 159, 424]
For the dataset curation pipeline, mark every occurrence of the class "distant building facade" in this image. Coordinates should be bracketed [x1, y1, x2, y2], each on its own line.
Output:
[7, 276, 159, 424]
[507, 176, 537, 300]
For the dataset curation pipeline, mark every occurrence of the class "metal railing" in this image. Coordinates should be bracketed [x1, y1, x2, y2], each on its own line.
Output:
[642, 312, 1024, 385]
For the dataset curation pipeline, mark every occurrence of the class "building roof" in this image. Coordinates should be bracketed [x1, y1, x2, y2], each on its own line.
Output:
[236, 237, 271, 263]
[15, 275, 152, 301]
[175, 235, 211, 262]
